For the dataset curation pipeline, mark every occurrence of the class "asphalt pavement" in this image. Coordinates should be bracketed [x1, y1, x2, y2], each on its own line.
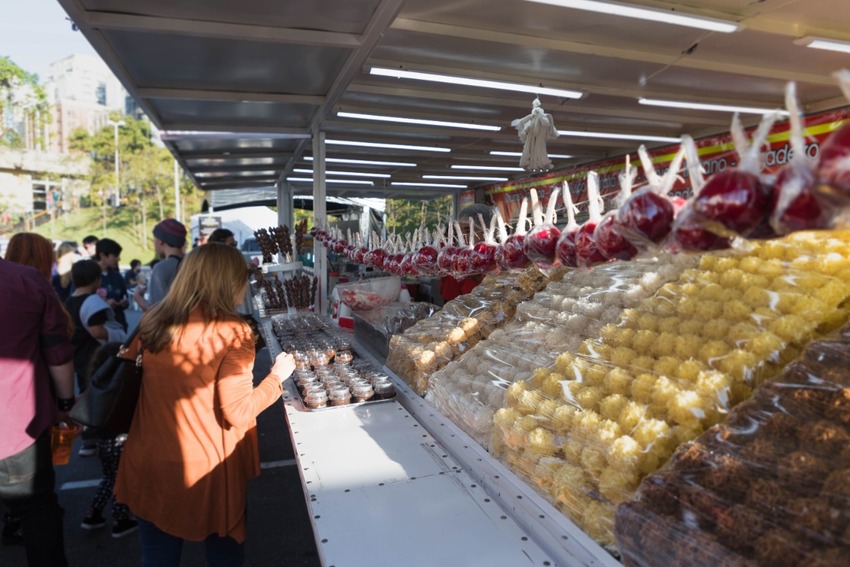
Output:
[0, 309, 321, 567]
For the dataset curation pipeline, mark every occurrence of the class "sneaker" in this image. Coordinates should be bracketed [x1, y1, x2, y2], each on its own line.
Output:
[111, 518, 138, 539]
[78, 442, 97, 457]
[81, 510, 106, 530]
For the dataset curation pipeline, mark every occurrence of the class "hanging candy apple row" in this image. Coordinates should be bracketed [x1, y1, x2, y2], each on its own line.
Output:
[309, 72, 850, 276]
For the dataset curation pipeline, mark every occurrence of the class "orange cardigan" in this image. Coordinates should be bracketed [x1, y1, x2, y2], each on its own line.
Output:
[115, 310, 282, 542]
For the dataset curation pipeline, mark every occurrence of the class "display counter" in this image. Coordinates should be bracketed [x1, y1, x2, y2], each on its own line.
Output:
[260, 318, 616, 566]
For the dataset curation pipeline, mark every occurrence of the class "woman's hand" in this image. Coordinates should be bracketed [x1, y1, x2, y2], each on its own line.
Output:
[271, 352, 296, 382]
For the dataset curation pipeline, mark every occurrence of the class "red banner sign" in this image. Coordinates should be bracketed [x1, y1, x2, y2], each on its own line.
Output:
[484, 107, 850, 222]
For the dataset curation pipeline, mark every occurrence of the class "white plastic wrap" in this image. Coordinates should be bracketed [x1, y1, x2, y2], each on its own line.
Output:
[426, 253, 698, 449]
[491, 230, 850, 548]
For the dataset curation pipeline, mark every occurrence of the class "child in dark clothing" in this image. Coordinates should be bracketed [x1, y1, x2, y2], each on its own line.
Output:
[79, 342, 138, 538]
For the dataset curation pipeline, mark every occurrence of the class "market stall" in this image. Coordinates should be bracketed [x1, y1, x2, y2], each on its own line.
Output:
[56, 0, 850, 564]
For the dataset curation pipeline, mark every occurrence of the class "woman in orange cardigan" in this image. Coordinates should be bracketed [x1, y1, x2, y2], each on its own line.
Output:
[115, 243, 295, 566]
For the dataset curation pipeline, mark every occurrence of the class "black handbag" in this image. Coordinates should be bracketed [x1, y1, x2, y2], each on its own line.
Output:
[70, 332, 143, 436]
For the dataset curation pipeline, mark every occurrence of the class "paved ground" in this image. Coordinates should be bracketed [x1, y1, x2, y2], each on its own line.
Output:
[0, 309, 321, 566]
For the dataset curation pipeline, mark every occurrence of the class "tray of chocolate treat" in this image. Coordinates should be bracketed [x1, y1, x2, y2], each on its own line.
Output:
[272, 315, 396, 411]
[615, 322, 850, 567]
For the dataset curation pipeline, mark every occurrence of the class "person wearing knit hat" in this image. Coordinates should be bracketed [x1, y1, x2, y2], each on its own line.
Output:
[134, 219, 187, 311]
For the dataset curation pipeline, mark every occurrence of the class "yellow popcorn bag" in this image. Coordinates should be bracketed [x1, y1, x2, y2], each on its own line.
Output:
[426, 254, 697, 449]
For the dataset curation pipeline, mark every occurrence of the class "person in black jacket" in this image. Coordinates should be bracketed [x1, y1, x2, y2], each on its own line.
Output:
[95, 239, 129, 331]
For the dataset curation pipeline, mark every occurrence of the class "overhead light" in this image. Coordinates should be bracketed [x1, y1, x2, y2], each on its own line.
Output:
[524, 0, 741, 33]
[639, 98, 788, 116]
[286, 177, 375, 186]
[557, 129, 681, 143]
[391, 182, 467, 189]
[305, 156, 417, 167]
[293, 168, 391, 178]
[490, 150, 574, 158]
[370, 67, 583, 99]
[423, 175, 509, 182]
[193, 172, 232, 178]
[160, 130, 310, 141]
[451, 165, 526, 172]
[326, 139, 451, 152]
[795, 36, 850, 54]
[337, 111, 501, 132]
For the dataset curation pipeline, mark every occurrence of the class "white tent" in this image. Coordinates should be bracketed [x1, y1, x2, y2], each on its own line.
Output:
[190, 205, 279, 247]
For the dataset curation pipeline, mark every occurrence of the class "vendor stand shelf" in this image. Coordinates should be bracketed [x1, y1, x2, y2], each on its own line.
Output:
[260, 318, 617, 566]
[261, 261, 304, 275]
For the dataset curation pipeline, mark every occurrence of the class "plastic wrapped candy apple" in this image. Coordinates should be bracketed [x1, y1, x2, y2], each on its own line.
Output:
[452, 220, 475, 276]
[437, 221, 461, 275]
[352, 233, 369, 265]
[332, 228, 349, 255]
[594, 155, 639, 261]
[574, 171, 609, 268]
[412, 227, 440, 276]
[495, 198, 530, 270]
[770, 83, 832, 234]
[818, 70, 850, 200]
[364, 232, 388, 270]
[470, 214, 500, 274]
[688, 112, 779, 240]
[555, 183, 580, 267]
[399, 234, 417, 276]
[671, 136, 731, 251]
[618, 144, 682, 248]
[523, 187, 561, 270]
[385, 235, 406, 276]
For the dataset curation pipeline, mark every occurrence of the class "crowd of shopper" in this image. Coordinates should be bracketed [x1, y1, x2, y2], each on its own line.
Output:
[0, 219, 294, 566]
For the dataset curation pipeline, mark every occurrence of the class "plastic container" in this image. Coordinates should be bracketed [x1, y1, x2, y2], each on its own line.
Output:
[352, 383, 375, 403]
[329, 386, 352, 406]
[335, 350, 353, 365]
[336, 276, 401, 311]
[373, 379, 396, 400]
[51, 422, 78, 466]
[304, 388, 328, 409]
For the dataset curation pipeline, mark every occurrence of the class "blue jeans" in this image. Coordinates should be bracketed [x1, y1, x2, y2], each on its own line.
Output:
[0, 429, 68, 567]
[137, 517, 244, 567]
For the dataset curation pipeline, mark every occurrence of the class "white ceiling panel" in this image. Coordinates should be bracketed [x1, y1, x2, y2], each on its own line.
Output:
[58, 0, 850, 200]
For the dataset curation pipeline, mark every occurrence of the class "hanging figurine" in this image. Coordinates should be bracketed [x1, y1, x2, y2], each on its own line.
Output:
[511, 97, 559, 172]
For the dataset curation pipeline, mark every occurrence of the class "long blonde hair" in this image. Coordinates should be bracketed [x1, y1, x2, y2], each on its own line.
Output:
[139, 243, 248, 353]
[56, 241, 78, 288]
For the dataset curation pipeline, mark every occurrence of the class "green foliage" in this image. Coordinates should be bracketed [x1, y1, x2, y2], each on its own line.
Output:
[67, 112, 203, 250]
[0, 56, 49, 149]
[385, 196, 453, 235]
[33, 206, 159, 266]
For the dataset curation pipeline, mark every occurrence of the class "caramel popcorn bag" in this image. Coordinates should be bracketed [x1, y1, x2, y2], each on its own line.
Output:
[490, 231, 850, 548]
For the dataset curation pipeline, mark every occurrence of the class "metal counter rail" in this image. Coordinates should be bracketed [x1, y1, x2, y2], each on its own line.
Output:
[261, 319, 562, 566]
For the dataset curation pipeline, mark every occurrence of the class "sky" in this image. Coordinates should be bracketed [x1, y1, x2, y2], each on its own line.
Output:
[2, 0, 99, 80]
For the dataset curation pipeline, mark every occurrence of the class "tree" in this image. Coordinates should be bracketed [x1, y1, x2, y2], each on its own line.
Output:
[70, 112, 202, 249]
[0, 56, 49, 149]
[385, 196, 453, 236]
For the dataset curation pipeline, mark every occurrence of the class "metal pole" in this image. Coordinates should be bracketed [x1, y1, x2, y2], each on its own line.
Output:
[113, 124, 119, 205]
[174, 158, 181, 222]
[312, 129, 327, 315]
[277, 181, 294, 229]
[108, 120, 124, 205]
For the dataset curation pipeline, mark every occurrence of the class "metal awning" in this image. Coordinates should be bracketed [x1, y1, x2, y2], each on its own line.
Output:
[57, 0, 850, 201]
